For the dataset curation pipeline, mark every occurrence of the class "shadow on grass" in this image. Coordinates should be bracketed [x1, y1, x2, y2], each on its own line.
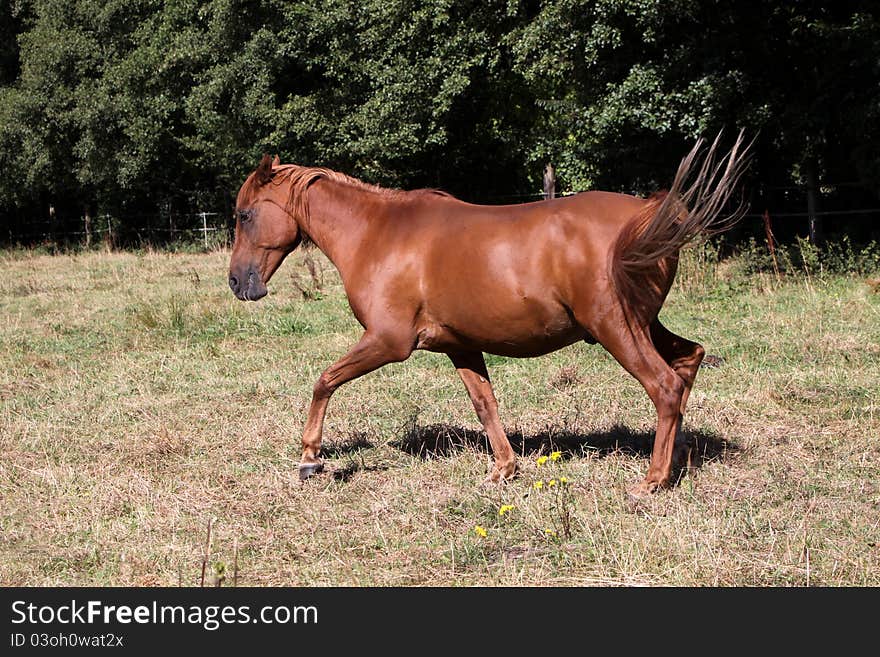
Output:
[330, 461, 389, 483]
[322, 431, 374, 457]
[321, 432, 388, 482]
[391, 420, 738, 484]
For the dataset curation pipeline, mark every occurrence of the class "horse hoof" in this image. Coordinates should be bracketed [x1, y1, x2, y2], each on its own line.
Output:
[298, 462, 325, 481]
[626, 480, 660, 500]
[483, 463, 517, 485]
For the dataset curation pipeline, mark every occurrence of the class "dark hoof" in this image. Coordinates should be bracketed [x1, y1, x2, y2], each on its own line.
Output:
[298, 462, 325, 481]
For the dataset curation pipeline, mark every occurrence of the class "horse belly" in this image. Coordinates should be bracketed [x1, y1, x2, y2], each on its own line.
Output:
[481, 329, 586, 358]
[416, 300, 586, 358]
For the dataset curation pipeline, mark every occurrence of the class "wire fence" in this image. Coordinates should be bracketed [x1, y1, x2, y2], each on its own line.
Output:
[3, 212, 232, 249]
[474, 182, 880, 245]
[3, 188, 879, 249]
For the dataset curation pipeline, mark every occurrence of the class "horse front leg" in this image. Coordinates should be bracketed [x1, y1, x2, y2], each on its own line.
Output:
[299, 332, 412, 479]
[448, 351, 518, 483]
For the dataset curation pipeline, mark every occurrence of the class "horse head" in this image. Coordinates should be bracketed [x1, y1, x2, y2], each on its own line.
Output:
[228, 154, 303, 301]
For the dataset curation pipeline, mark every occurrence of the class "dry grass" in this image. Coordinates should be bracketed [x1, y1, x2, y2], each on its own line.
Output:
[1, 245, 878, 586]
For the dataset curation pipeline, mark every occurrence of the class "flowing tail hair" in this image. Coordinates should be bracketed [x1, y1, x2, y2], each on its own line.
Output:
[611, 130, 752, 322]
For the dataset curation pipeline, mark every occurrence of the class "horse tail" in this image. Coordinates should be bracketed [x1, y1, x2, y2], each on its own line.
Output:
[610, 130, 751, 323]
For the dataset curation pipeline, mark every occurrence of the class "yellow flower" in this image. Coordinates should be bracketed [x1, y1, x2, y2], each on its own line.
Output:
[498, 504, 515, 517]
[559, 476, 569, 484]
[544, 528, 557, 537]
[474, 525, 487, 538]
[548, 479, 557, 487]
[536, 455, 548, 466]
[550, 451, 562, 462]
[533, 480, 544, 490]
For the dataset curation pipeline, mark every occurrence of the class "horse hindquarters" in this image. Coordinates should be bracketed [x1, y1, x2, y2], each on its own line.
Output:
[566, 200, 695, 493]
[586, 135, 750, 493]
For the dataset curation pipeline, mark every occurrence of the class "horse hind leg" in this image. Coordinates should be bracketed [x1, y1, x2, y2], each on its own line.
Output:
[649, 319, 707, 479]
[575, 307, 685, 497]
[650, 319, 705, 415]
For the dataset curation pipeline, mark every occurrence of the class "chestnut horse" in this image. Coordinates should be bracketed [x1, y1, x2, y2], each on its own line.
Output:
[228, 134, 749, 497]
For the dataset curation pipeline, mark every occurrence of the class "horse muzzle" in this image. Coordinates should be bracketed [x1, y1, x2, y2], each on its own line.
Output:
[228, 267, 268, 301]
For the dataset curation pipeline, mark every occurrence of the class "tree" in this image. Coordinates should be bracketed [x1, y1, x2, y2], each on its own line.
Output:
[508, 0, 880, 205]
[265, 0, 534, 196]
[1, 1, 879, 243]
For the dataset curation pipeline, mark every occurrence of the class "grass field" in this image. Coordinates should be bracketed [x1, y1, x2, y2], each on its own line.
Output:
[1, 245, 878, 586]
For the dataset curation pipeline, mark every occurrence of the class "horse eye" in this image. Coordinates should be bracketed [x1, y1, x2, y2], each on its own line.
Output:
[237, 209, 254, 223]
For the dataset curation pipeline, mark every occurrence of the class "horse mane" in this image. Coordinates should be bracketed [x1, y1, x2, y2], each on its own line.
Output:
[241, 164, 455, 236]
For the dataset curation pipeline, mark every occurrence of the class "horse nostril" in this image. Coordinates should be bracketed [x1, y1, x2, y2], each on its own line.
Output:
[229, 275, 239, 291]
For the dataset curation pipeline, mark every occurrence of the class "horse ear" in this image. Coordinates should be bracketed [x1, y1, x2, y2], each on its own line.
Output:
[256, 153, 274, 185]
[272, 154, 281, 167]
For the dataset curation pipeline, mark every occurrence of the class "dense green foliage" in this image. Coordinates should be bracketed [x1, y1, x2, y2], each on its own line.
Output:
[1, 1, 879, 241]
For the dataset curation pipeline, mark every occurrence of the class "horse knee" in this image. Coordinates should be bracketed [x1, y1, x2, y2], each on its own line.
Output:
[313, 373, 334, 400]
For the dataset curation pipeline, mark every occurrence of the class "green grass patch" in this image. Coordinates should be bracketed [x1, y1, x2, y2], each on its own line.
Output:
[1, 246, 878, 586]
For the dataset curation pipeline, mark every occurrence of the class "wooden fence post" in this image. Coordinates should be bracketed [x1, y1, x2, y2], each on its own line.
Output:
[805, 159, 822, 246]
[105, 214, 115, 249]
[200, 212, 208, 249]
[543, 163, 556, 200]
[48, 204, 56, 245]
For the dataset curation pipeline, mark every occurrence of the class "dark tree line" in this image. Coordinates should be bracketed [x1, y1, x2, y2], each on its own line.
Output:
[1, 0, 879, 245]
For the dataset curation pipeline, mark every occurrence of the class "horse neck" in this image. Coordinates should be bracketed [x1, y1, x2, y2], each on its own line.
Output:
[301, 178, 385, 276]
